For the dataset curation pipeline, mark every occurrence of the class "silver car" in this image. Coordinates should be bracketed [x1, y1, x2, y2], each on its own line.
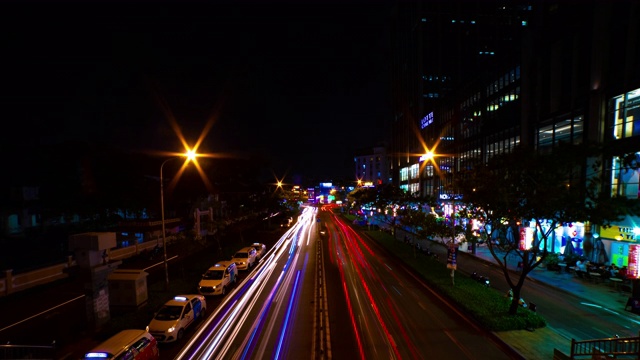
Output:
[251, 242, 267, 260]
[231, 247, 257, 270]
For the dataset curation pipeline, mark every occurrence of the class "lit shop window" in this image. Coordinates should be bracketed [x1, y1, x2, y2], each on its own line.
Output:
[611, 152, 640, 200]
[610, 88, 640, 139]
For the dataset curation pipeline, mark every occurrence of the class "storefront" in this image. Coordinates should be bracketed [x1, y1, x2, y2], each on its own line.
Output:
[519, 220, 586, 256]
[598, 217, 640, 268]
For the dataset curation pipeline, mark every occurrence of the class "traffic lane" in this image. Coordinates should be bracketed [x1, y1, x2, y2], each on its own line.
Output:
[176, 207, 317, 359]
[283, 215, 322, 359]
[321, 214, 361, 359]
[155, 277, 243, 359]
[485, 266, 636, 341]
[520, 283, 635, 341]
[333, 215, 515, 360]
[176, 231, 297, 359]
[449, 248, 639, 341]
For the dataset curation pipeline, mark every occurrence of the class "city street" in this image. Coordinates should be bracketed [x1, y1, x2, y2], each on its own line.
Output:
[2, 208, 639, 359]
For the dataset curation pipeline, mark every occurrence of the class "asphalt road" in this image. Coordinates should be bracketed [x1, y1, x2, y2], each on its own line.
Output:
[320, 209, 515, 360]
[175, 206, 332, 359]
[5, 206, 635, 360]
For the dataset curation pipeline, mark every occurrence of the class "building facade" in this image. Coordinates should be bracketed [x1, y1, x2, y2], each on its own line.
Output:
[389, 2, 640, 263]
[354, 145, 390, 186]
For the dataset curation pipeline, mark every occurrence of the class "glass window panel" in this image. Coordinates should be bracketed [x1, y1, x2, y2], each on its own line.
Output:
[625, 102, 640, 137]
[554, 119, 572, 145]
[610, 88, 640, 139]
[537, 124, 554, 153]
[612, 153, 640, 199]
[612, 97, 624, 139]
[573, 115, 583, 144]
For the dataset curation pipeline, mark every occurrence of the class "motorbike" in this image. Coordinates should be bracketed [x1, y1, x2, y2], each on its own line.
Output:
[420, 246, 439, 260]
[471, 271, 491, 287]
[506, 289, 528, 308]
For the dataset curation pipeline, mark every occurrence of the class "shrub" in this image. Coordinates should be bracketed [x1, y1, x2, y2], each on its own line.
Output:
[544, 252, 561, 271]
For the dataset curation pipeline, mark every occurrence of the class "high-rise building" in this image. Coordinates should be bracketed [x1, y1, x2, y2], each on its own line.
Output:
[389, 1, 640, 266]
[390, 1, 530, 197]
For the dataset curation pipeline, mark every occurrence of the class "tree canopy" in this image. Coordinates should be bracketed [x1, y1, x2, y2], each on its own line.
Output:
[457, 142, 639, 313]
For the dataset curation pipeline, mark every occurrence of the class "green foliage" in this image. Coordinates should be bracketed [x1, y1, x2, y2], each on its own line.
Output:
[543, 252, 561, 271]
[457, 142, 640, 314]
[544, 252, 560, 266]
[347, 184, 437, 220]
[563, 253, 580, 266]
[364, 230, 547, 331]
[343, 214, 357, 222]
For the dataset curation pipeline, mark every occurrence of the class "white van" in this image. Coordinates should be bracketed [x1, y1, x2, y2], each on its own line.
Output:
[83, 329, 159, 360]
[231, 247, 257, 270]
[251, 243, 267, 260]
[147, 295, 206, 343]
[198, 261, 238, 296]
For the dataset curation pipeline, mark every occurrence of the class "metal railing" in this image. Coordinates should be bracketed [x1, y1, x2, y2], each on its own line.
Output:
[570, 333, 640, 359]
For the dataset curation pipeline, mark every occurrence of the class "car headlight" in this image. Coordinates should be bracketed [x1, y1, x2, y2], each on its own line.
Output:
[167, 326, 176, 333]
[212, 285, 217, 289]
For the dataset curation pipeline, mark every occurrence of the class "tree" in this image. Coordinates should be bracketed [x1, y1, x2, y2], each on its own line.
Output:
[397, 207, 429, 239]
[346, 186, 378, 211]
[347, 184, 438, 233]
[458, 142, 639, 314]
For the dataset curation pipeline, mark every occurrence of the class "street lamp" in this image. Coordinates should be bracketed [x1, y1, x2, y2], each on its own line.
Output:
[160, 150, 197, 290]
[421, 148, 458, 284]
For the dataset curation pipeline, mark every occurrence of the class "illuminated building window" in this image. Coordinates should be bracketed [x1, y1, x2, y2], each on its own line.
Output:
[611, 152, 640, 200]
[609, 88, 640, 140]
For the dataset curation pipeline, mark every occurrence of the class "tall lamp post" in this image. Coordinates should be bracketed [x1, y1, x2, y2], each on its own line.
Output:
[422, 149, 457, 285]
[160, 151, 197, 290]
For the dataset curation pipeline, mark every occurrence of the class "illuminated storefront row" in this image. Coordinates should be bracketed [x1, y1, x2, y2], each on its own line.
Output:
[510, 218, 640, 280]
[517, 220, 586, 256]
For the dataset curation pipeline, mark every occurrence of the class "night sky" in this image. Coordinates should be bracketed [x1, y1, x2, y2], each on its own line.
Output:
[1, 2, 393, 184]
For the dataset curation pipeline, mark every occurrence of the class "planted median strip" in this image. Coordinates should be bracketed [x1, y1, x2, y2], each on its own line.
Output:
[362, 228, 546, 332]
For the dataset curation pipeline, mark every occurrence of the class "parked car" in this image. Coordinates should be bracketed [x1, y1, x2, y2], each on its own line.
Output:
[280, 216, 293, 227]
[198, 261, 238, 296]
[83, 329, 159, 360]
[251, 243, 267, 260]
[147, 295, 206, 343]
[231, 247, 257, 270]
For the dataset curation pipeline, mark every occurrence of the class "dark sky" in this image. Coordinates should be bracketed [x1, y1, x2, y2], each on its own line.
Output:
[1, 2, 393, 184]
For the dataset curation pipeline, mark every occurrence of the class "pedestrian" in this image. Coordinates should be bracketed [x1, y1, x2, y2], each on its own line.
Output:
[619, 266, 628, 278]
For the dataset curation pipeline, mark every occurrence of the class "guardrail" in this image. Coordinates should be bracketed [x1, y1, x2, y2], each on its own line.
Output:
[1, 258, 74, 298]
[0, 214, 253, 298]
[570, 333, 640, 359]
[0, 237, 174, 298]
